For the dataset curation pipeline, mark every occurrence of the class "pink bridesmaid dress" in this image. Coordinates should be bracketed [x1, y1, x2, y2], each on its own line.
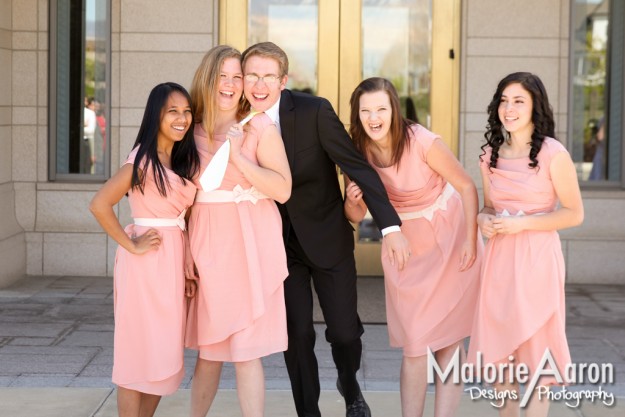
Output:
[113, 147, 197, 395]
[371, 124, 482, 357]
[468, 137, 571, 383]
[186, 114, 288, 362]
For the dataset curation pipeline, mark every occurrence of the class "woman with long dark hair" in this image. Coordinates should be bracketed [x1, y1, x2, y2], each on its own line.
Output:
[468, 72, 584, 417]
[90, 82, 200, 417]
[344, 77, 482, 417]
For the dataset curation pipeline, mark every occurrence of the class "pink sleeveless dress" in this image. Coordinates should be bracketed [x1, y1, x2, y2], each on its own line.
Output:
[113, 147, 197, 395]
[186, 114, 288, 362]
[468, 137, 571, 383]
[371, 124, 482, 357]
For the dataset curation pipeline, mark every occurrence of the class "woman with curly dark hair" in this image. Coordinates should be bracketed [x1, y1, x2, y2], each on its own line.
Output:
[468, 72, 584, 417]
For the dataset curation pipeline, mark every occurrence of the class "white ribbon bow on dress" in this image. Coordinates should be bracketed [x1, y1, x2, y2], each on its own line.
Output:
[232, 185, 266, 204]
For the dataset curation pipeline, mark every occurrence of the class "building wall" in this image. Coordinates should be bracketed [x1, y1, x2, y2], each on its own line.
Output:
[10, 0, 217, 279]
[2, 0, 624, 284]
[460, 0, 625, 284]
[0, 0, 26, 287]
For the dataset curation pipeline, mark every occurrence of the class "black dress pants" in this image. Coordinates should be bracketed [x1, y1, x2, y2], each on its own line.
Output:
[283, 228, 365, 417]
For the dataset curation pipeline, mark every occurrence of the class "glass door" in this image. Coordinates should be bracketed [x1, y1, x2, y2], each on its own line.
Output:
[220, 0, 460, 275]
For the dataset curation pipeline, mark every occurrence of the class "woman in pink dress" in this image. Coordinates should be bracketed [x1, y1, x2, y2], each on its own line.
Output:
[344, 77, 482, 417]
[468, 72, 584, 417]
[185, 45, 291, 417]
[89, 82, 200, 417]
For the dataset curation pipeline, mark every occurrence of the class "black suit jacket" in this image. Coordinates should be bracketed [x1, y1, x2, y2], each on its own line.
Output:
[278, 89, 400, 268]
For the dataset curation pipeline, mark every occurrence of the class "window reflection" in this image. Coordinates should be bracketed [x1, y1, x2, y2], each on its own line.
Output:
[248, 0, 318, 94]
[53, 0, 109, 178]
[358, 0, 432, 242]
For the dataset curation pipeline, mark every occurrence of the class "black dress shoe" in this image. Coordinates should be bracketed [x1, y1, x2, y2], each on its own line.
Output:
[346, 392, 371, 417]
[337, 378, 372, 417]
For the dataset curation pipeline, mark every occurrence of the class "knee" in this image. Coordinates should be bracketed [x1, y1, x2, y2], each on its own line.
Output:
[287, 323, 316, 347]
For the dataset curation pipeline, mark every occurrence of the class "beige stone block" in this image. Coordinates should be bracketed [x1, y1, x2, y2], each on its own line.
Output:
[37, 125, 47, 182]
[557, 57, 568, 116]
[111, 33, 120, 52]
[12, 106, 36, 125]
[112, 0, 121, 33]
[0, 49, 11, 106]
[120, 107, 144, 127]
[38, 31, 46, 50]
[121, 0, 213, 33]
[108, 125, 120, 173]
[12, 0, 37, 31]
[565, 239, 625, 284]
[119, 52, 204, 107]
[12, 51, 37, 106]
[0, 126, 10, 183]
[12, 31, 37, 50]
[43, 232, 107, 276]
[0, 182, 22, 238]
[467, 0, 560, 38]
[560, 0, 570, 39]
[38, 50, 47, 106]
[37, 182, 100, 191]
[118, 196, 131, 227]
[12, 125, 37, 181]
[0, 106, 9, 124]
[465, 57, 560, 113]
[467, 38, 560, 57]
[0, 28, 10, 49]
[560, 197, 625, 240]
[119, 126, 138, 164]
[121, 33, 213, 52]
[36, 190, 101, 232]
[464, 112, 488, 133]
[111, 52, 120, 107]
[38, 0, 47, 31]
[0, 0, 11, 29]
[25, 231, 42, 275]
[14, 181, 36, 231]
[461, 131, 486, 184]
[38, 106, 45, 124]
[0, 232, 26, 288]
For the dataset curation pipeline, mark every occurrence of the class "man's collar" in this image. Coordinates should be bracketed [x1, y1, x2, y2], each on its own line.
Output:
[262, 96, 281, 124]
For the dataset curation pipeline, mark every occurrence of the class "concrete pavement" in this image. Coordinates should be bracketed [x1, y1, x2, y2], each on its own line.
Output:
[0, 275, 623, 416]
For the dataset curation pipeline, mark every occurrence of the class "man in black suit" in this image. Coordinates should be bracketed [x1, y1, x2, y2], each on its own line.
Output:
[241, 42, 410, 417]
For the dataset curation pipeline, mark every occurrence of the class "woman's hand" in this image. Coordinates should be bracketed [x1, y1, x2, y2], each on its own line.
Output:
[492, 216, 526, 235]
[345, 181, 363, 208]
[226, 123, 245, 162]
[459, 239, 477, 271]
[477, 213, 498, 239]
[130, 228, 162, 254]
[185, 279, 197, 298]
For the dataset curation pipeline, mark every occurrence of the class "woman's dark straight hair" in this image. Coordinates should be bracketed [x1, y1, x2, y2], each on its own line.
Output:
[131, 82, 200, 196]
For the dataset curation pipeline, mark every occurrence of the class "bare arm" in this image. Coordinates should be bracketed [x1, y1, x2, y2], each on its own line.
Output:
[228, 123, 292, 203]
[426, 139, 479, 270]
[89, 164, 161, 254]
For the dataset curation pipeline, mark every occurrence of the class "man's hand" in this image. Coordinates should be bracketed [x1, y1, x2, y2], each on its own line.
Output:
[383, 231, 411, 271]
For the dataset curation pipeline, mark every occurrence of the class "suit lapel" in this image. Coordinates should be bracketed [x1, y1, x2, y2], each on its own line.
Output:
[279, 90, 296, 167]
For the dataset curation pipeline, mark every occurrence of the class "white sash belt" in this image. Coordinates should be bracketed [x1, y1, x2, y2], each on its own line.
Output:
[134, 209, 187, 231]
[397, 183, 455, 221]
[195, 184, 269, 205]
[498, 209, 547, 217]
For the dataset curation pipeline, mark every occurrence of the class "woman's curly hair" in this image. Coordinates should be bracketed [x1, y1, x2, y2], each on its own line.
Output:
[481, 72, 556, 170]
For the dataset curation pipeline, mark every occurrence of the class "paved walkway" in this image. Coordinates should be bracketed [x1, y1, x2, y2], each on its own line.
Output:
[0, 275, 623, 416]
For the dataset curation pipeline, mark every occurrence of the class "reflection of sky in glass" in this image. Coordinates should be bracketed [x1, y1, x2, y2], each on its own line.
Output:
[362, 7, 409, 81]
[267, 5, 317, 90]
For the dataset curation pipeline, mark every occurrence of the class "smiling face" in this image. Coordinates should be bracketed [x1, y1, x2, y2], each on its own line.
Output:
[498, 82, 534, 138]
[243, 55, 287, 112]
[158, 91, 192, 146]
[358, 90, 393, 145]
[217, 57, 243, 113]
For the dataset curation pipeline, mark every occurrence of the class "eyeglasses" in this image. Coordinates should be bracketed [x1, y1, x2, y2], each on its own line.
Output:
[244, 74, 281, 84]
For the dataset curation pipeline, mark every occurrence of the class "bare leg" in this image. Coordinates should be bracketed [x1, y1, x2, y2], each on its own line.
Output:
[524, 386, 550, 417]
[190, 357, 223, 417]
[433, 342, 464, 417]
[400, 355, 428, 417]
[118, 387, 141, 417]
[234, 358, 265, 417]
[138, 393, 161, 417]
[492, 380, 520, 417]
